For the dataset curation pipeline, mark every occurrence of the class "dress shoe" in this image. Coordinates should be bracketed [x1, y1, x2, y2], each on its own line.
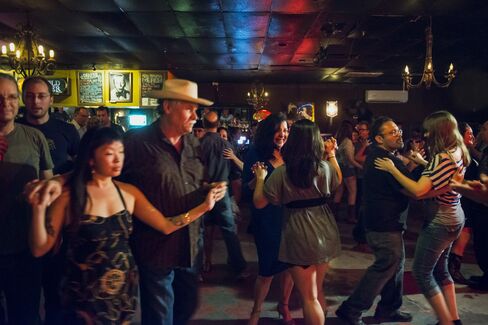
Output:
[335, 306, 365, 325]
[374, 309, 413, 322]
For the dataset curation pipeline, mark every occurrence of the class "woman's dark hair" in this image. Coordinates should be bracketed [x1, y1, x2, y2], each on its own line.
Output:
[458, 122, 471, 137]
[67, 127, 123, 234]
[335, 120, 354, 144]
[253, 113, 287, 161]
[281, 119, 324, 188]
[217, 126, 233, 142]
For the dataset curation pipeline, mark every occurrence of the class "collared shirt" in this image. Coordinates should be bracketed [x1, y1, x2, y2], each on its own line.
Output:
[122, 120, 205, 269]
[71, 119, 87, 138]
[363, 145, 412, 232]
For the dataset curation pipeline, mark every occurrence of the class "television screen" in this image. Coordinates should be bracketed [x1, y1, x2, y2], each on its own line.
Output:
[129, 114, 147, 126]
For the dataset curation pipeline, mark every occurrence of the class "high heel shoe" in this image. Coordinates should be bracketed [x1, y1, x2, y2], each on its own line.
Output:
[248, 309, 261, 325]
[276, 303, 296, 325]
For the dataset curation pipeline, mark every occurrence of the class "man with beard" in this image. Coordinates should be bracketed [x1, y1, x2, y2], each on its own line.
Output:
[336, 117, 413, 325]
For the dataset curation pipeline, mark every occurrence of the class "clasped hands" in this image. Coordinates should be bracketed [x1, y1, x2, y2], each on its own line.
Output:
[251, 162, 268, 180]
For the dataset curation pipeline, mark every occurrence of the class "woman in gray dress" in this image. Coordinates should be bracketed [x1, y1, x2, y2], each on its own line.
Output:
[253, 119, 342, 325]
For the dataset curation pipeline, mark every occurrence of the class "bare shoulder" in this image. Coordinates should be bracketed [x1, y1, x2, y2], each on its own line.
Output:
[113, 180, 140, 198]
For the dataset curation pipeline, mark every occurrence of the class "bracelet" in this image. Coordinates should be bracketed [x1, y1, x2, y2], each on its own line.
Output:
[328, 155, 336, 159]
[172, 212, 191, 227]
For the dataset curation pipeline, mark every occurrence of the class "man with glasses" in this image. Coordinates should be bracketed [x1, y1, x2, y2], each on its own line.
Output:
[18, 76, 79, 324]
[336, 117, 412, 325]
[0, 73, 54, 324]
[19, 77, 79, 175]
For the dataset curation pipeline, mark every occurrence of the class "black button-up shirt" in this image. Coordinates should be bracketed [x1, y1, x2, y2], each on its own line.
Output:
[122, 120, 206, 269]
[363, 145, 412, 232]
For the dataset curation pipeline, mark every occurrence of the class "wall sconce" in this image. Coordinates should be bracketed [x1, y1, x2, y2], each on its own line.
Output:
[325, 101, 338, 118]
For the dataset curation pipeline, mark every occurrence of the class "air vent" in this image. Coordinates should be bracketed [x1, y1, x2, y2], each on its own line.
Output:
[365, 90, 408, 103]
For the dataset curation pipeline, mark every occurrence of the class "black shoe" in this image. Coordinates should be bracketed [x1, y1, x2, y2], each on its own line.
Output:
[448, 254, 471, 285]
[374, 309, 413, 322]
[336, 306, 365, 325]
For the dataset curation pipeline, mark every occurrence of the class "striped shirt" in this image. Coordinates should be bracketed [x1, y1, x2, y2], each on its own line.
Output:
[422, 149, 465, 206]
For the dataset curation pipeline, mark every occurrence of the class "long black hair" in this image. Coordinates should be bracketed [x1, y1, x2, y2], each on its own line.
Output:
[281, 119, 324, 188]
[253, 113, 287, 161]
[67, 127, 123, 233]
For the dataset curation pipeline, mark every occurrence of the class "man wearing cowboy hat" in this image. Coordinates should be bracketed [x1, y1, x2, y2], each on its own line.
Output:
[121, 79, 223, 324]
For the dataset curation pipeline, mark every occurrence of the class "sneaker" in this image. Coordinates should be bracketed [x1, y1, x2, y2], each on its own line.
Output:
[335, 306, 365, 325]
[374, 309, 413, 322]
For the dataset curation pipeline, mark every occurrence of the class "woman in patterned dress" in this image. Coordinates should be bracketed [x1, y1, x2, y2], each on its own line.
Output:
[28, 127, 225, 324]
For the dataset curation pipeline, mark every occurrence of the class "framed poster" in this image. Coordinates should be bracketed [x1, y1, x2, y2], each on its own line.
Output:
[78, 72, 103, 106]
[140, 71, 166, 107]
[109, 71, 132, 103]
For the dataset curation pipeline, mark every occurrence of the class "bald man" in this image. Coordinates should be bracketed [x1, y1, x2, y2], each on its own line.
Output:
[199, 111, 248, 278]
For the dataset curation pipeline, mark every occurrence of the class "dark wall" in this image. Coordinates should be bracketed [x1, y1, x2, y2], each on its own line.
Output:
[199, 82, 443, 133]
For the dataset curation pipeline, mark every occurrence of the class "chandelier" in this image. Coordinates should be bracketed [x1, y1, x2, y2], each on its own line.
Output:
[246, 82, 269, 110]
[1, 19, 55, 78]
[402, 17, 456, 89]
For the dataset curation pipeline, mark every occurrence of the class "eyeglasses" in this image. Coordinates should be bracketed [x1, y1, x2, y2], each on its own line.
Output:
[24, 93, 51, 101]
[0, 94, 19, 103]
[382, 129, 403, 137]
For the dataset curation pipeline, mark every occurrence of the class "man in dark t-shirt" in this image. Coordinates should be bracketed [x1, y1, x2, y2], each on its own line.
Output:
[18, 76, 79, 324]
[337, 116, 413, 325]
[19, 77, 79, 175]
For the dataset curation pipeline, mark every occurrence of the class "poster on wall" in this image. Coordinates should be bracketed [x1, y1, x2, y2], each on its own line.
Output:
[109, 71, 132, 103]
[46, 78, 70, 96]
[140, 71, 166, 107]
[78, 72, 103, 106]
[288, 102, 315, 121]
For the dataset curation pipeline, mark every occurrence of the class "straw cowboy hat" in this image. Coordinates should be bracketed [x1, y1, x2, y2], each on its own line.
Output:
[147, 79, 213, 106]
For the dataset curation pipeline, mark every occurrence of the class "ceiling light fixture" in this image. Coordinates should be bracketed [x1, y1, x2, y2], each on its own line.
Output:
[402, 17, 455, 89]
[1, 16, 55, 78]
[246, 81, 269, 110]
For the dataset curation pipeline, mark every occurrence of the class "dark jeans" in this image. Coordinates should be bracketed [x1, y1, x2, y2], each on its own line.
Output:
[341, 231, 405, 318]
[412, 222, 463, 298]
[139, 265, 199, 325]
[42, 245, 66, 325]
[205, 193, 247, 272]
[0, 251, 41, 325]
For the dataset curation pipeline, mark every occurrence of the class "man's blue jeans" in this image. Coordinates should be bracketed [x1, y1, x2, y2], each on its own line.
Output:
[139, 265, 199, 325]
[412, 221, 463, 298]
[205, 193, 247, 273]
[341, 231, 405, 318]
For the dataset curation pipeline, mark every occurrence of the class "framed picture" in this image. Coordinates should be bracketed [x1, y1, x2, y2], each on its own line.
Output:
[109, 71, 132, 103]
[78, 71, 104, 106]
[140, 71, 166, 107]
[288, 102, 315, 121]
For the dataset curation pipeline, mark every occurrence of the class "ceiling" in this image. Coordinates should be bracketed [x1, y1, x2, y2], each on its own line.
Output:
[0, 0, 487, 84]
